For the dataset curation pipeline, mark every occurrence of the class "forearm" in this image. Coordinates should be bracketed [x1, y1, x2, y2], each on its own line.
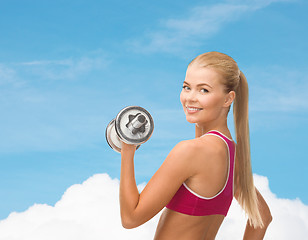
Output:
[119, 146, 140, 227]
[243, 189, 272, 239]
[243, 221, 270, 240]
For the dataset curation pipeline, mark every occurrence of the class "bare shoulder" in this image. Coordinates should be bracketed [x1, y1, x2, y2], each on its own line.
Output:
[156, 139, 201, 176]
[173, 139, 200, 155]
[164, 140, 200, 168]
[192, 134, 228, 157]
[170, 136, 228, 170]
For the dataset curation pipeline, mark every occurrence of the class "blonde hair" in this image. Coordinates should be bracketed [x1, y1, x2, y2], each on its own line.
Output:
[189, 51, 263, 228]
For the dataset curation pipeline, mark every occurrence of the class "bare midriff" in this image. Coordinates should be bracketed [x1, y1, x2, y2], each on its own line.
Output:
[154, 208, 225, 240]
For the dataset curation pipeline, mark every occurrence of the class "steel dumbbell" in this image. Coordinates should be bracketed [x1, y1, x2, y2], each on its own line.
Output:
[105, 106, 154, 153]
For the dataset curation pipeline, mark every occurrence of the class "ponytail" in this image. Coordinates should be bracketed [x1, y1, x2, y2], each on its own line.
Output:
[233, 71, 264, 228]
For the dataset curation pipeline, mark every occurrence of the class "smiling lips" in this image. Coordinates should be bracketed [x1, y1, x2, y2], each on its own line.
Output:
[186, 106, 203, 113]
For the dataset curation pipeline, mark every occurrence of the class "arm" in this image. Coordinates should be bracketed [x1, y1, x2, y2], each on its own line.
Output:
[119, 143, 139, 228]
[242, 188, 272, 240]
[119, 141, 195, 229]
[233, 154, 272, 239]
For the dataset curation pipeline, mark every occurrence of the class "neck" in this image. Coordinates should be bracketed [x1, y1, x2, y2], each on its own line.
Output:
[195, 119, 229, 138]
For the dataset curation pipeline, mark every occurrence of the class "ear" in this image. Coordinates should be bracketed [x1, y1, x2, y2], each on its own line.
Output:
[223, 91, 235, 108]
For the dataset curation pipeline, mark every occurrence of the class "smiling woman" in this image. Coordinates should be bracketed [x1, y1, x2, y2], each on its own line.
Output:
[180, 66, 233, 128]
[119, 51, 272, 239]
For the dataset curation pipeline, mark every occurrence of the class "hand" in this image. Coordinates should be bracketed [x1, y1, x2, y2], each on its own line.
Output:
[121, 141, 137, 154]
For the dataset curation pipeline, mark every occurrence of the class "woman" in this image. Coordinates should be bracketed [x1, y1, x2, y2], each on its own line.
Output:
[120, 51, 272, 239]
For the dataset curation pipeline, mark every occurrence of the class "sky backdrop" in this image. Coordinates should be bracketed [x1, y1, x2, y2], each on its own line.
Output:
[0, 0, 307, 234]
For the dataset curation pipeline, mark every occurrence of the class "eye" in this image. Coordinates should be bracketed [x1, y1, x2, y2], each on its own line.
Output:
[200, 88, 209, 93]
[182, 86, 190, 91]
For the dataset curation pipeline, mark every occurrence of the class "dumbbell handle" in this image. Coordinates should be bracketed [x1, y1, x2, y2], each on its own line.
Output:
[126, 114, 147, 134]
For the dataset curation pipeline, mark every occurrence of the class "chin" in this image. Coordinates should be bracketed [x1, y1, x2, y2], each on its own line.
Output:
[185, 116, 198, 124]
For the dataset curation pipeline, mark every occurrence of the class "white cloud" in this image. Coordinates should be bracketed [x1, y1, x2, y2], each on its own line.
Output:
[0, 64, 25, 87]
[0, 53, 114, 153]
[128, 0, 294, 55]
[0, 173, 307, 240]
[225, 0, 296, 9]
[248, 66, 308, 112]
[0, 84, 110, 153]
[18, 56, 109, 80]
[128, 3, 248, 55]
[0, 174, 159, 240]
[0, 64, 15, 84]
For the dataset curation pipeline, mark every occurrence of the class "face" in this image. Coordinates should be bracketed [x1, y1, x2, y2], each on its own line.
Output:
[180, 65, 233, 127]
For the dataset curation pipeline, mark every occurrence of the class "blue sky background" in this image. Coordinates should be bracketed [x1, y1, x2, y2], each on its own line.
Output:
[0, 0, 307, 220]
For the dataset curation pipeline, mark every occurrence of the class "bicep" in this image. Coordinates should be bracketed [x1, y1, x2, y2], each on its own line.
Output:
[133, 141, 194, 224]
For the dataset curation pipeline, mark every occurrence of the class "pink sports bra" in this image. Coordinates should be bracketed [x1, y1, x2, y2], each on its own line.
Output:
[166, 130, 235, 216]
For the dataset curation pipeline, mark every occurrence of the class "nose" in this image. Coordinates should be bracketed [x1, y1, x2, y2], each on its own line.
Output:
[186, 89, 197, 102]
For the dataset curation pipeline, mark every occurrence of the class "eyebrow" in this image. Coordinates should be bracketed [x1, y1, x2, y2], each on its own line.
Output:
[183, 81, 213, 89]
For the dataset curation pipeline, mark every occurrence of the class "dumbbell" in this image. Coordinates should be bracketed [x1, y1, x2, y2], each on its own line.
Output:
[105, 106, 154, 153]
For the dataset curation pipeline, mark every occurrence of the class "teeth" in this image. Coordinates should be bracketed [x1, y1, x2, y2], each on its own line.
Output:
[187, 106, 201, 111]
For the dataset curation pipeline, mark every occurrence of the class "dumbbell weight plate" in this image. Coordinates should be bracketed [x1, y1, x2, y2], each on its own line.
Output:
[105, 119, 122, 153]
[115, 106, 154, 145]
[105, 119, 141, 153]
